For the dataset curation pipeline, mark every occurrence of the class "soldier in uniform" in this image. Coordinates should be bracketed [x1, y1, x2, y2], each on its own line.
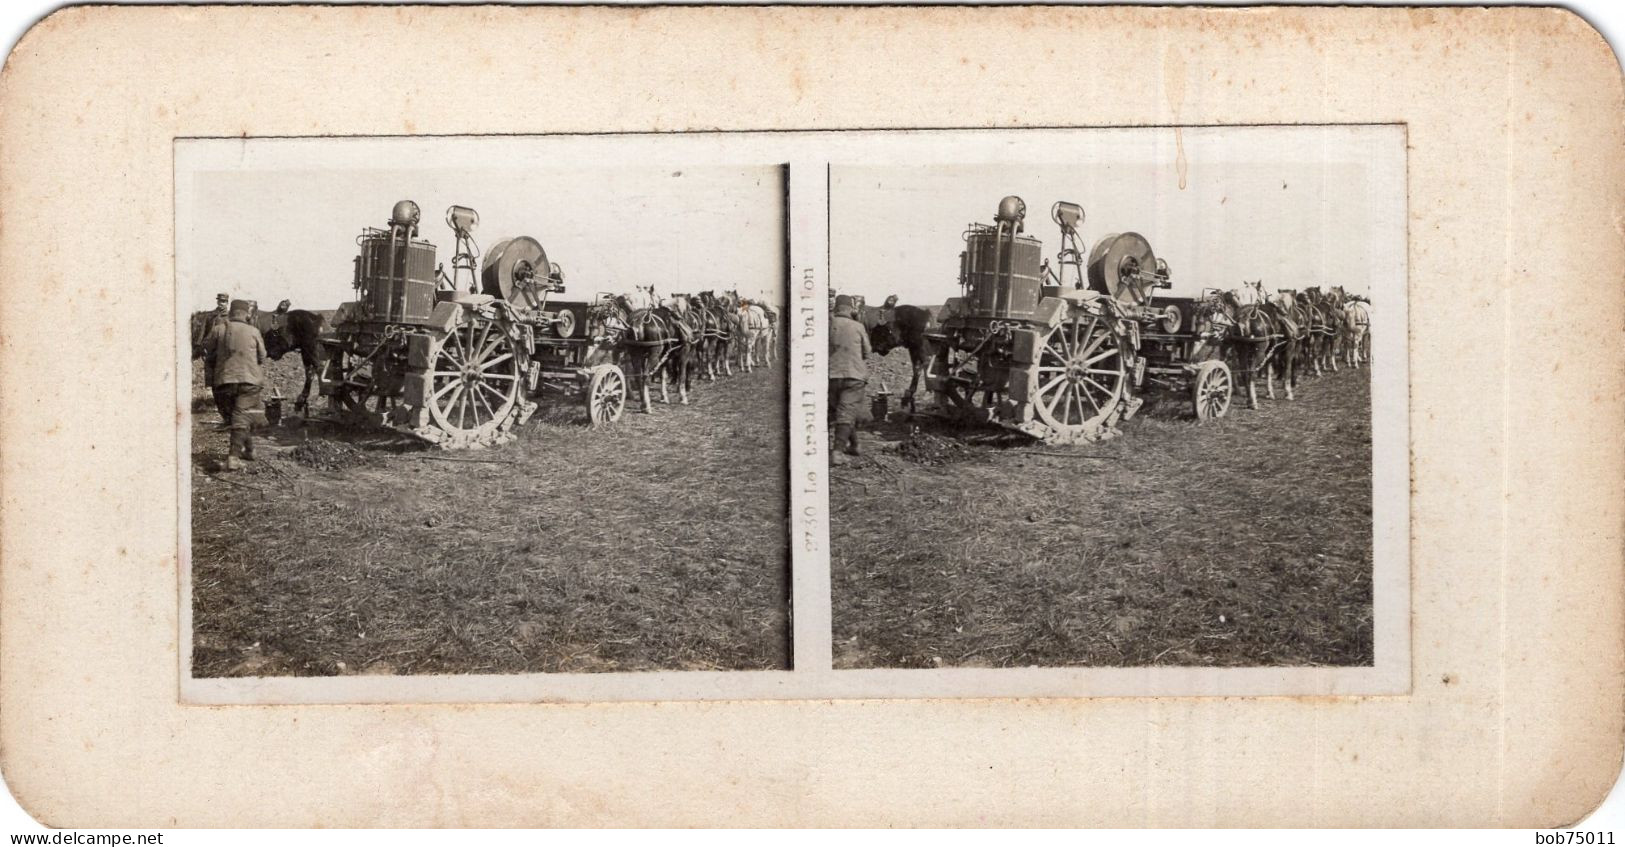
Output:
[828, 294, 872, 460]
[202, 293, 232, 425]
[203, 299, 268, 471]
[880, 293, 899, 326]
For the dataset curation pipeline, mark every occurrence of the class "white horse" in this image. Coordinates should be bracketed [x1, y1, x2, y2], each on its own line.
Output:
[738, 301, 772, 371]
[758, 305, 778, 365]
[1342, 300, 1371, 367]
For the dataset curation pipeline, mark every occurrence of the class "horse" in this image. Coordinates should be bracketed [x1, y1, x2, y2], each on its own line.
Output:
[189, 309, 225, 360]
[757, 303, 779, 365]
[736, 298, 772, 372]
[1197, 282, 1297, 408]
[671, 292, 715, 380]
[254, 307, 326, 414]
[1341, 294, 1371, 368]
[1260, 286, 1304, 398]
[603, 292, 693, 411]
[696, 291, 738, 378]
[860, 304, 934, 415]
[719, 291, 751, 373]
[1294, 287, 1339, 376]
[668, 293, 715, 379]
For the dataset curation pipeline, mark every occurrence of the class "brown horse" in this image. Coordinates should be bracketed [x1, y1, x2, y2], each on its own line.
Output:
[1198, 283, 1297, 408]
[607, 293, 693, 411]
[860, 304, 935, 414]
[257, 308, 326, 413]
[697, 291, 738, 377]
[1294, 287, 1339, 376]
[1260, 286, 1303, 399]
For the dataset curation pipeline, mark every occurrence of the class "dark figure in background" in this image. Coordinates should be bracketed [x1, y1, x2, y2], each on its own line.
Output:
[199, 292, 232, 424]
[203, 300, 268, 471]
[829, 294, 871, 459]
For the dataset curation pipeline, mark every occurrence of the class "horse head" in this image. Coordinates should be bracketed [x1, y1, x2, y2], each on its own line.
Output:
[869, 319, 902, 357]
[263, 326, 291, 359]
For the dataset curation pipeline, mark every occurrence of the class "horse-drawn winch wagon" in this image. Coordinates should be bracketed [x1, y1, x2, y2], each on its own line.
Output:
[925, 195, 1233, 444]
[316, 200, 627, 448]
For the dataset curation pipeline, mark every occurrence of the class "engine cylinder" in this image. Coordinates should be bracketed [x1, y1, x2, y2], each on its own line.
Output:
[961, 227, 1044, 320]
[354, 228, 437, 324]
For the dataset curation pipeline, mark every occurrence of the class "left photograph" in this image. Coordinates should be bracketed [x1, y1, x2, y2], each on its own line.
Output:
[179, 142, 789, 677]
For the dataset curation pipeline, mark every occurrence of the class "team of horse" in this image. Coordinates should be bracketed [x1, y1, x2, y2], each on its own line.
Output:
[1192, 282, 1371, 408]
[847, 283, 1371, 416]
[585, 286, 780, 413]
[191, 289, 780, 422]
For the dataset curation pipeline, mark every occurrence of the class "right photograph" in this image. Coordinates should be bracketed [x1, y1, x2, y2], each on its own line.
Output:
[828, 127, 1399, 670]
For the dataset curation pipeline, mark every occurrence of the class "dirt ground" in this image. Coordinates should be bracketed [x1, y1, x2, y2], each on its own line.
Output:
[190, 355, 789, 677]
[832, 350, 1375, 670]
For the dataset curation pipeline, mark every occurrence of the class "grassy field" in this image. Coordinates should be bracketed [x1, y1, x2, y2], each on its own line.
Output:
[190, 356, 789, 677]
[832, 350, 1374, 670]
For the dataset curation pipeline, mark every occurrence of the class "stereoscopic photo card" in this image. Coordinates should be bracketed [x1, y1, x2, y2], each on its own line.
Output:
[1, 4, 1620, 828]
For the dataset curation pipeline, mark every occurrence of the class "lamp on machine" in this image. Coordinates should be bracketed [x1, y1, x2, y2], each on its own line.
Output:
[1051, 201, 1085, 232]
[445, 205, 481, 293]
[1049, 200, 1088, 289]
[446, 205, 480, 238]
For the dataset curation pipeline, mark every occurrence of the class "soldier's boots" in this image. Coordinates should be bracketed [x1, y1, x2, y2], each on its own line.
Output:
[224, 456, 244, 472]
[833, 423, 861, 457]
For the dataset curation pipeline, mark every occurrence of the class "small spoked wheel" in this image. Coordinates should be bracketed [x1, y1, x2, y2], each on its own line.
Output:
[425, 315, 524, 445]
[587, 363, 627, 425]
[1192, 359, 1233, 421]
[930, 346, 999, 423]
[324, 354, 382, 427]
[1031, 311, 1128, 438]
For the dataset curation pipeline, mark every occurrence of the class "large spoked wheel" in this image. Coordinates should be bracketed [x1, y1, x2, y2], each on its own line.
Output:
[586, 363, 627, 425]
[1031, 311, 1128, 439]
[1192, 359, 1233, 421]
[424, 315, 525, 447]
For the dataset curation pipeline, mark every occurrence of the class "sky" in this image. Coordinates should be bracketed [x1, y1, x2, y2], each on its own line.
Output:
[829, 128, 1404, 307]
[179, 163, 787, 312]
[175, 128, 1403, 314]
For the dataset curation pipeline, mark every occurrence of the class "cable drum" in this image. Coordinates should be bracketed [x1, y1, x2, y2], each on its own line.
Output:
[1086, 232, 1159, 305]
[481, 236, 551, 311]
